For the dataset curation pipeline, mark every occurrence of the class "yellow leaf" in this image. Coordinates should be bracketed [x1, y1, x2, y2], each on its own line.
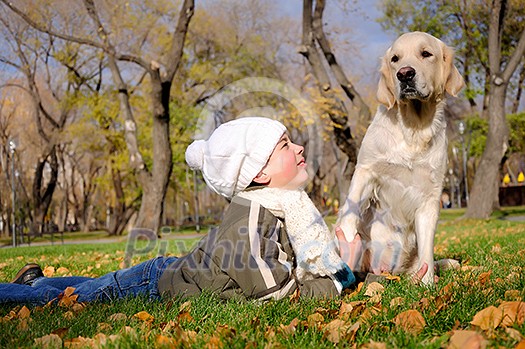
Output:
[393, 310, 426, 335]
[133, 311, 154, 322]
[447, 330, 486, 349]
[478, 271, 491, 285]
[470, 306, 503, 330]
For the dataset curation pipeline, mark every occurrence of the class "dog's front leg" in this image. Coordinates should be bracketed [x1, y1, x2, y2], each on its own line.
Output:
[336, 166, 373, 242]
[414, 200, 440, 285]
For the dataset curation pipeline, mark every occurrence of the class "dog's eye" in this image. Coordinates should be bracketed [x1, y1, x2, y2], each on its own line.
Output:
[422, 51, 433, 58]
[391, 55, 399, 63]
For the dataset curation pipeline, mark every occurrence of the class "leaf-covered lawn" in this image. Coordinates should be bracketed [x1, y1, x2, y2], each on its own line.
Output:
[1, 210, 525, 348]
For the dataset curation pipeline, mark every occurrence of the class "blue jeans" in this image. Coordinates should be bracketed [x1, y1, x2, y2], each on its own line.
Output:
[0, 256, 178, 306]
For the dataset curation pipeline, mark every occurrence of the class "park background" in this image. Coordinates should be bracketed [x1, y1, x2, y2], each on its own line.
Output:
[0, 0, 524, 245]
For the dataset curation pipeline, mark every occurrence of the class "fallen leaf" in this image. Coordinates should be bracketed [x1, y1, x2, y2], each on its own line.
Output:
[390, 297, 404, 308]
[56, 267, 70, 276]
[515, 340, 525, 349]
[109, 313, 128, 322]
[505, 327, 523, 342]
[307, 312, 324, 328]
[362, 341, 387, 349]
[156, 334, 179, 348]
[323, 319, 359, 344]
[470, 306, 503, 330]
[133, 311, 154, 323]
[498, 301, 525, 327]
[393, 310, 426, 335]
[339, 302, 354, 320]
[504, 290, 522, 301]
[51, 327, 69, 339]
[43, 266, 55, 277]
[478, 271, 492, 285]
[18, 306, 30, 319]
[34, 334, 62, 349]
[97, 322, 112, 332]
[364, 282, 385, 297]
[447, 330, 486, 349]
[278, 317, 300, 336]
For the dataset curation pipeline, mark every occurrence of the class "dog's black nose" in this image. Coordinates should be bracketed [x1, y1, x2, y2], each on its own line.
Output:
[397, 66, 416, 82]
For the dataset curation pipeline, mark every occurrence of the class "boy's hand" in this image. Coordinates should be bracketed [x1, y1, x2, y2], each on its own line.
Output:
[335, 227, 363, 272]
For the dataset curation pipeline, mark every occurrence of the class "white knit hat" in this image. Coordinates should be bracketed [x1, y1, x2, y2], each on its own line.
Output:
[185, 117, 287, 199]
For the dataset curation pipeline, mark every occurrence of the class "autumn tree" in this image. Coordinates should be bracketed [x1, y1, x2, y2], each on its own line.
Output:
[0, 0, 195, 233]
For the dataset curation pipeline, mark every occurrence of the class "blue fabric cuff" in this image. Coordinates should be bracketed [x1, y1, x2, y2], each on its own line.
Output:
[333, 264, 356, 290]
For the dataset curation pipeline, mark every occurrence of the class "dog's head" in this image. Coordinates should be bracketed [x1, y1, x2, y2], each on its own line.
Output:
[377, 31, 464, 110]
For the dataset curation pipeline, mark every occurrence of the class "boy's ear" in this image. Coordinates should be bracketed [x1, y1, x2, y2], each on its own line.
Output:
[253, 171, 270, 184]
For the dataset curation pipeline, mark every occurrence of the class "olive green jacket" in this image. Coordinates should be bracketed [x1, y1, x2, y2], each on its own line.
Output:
[158, 196, 354, 300]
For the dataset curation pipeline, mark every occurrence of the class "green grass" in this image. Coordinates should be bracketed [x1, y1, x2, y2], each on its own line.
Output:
[1, 208, 525, 348]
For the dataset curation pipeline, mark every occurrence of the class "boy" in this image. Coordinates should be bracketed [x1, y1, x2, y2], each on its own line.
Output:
[1, 117, 361, 305]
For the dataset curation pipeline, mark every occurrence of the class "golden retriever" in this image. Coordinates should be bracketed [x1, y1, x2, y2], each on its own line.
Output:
[337, 32, 464, 284]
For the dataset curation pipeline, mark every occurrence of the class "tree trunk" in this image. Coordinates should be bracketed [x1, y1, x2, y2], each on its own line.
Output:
[465, 0, 525, 218]
[465, 84, 508, 218]
[32, 147, 58, 235]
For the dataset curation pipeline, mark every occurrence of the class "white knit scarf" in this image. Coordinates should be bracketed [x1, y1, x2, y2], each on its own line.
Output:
[237, 187, 344, 281]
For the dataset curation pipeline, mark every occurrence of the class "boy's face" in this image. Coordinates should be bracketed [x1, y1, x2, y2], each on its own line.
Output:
[256, 133, 309, 190]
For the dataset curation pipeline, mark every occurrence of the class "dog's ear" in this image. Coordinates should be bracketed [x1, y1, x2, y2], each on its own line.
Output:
[442, 44, 465, 97]
[377, 52, 396, 109]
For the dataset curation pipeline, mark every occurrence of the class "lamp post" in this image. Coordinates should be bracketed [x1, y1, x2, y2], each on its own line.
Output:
[452, 146, 461, 208]
[458, 121, 469, 206]
[8, 140, 16, 247]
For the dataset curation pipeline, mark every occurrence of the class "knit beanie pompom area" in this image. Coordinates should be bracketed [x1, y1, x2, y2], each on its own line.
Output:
[185, 140, 206, 170]
[185, 117, 287, 199]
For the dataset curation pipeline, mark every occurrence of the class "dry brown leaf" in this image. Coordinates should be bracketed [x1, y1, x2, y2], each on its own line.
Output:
[278, 317, 300, 336]
[34, 334, 62, 349]
[504, 290, 522, 301]
[390, 297, 404, 308]
[339, 302, 354, 320]
[515, 339, 525, 349]
[56, 267, 70, 276]
[505, 327, 523, 342]
[307, 312, 324, 328]
[447, 330, 486, 349]
[177, 310, 193, 323]
[63, 311, 75, 320]
[43, 266, 55, 277]
[51, 327, 69, 339]
[381, 273, 401, 282]
[323, 319, 359, 344]
[364, 282, 385, 297]
[58, 290, 79, 308]
[205, 335, 222, 349]
[156, 334, 179, 348]
[97, 322, 112, 332]
[362, 341, 387, 349]
[393, 309, 426, 335]
[133, 311, 154, 323]
[470, 306, 503, 330]
[18, 306, 30, 319]
[109, 313, 128, 322]
[478, 271, 492, 285]
[498, 301, 525, 327]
